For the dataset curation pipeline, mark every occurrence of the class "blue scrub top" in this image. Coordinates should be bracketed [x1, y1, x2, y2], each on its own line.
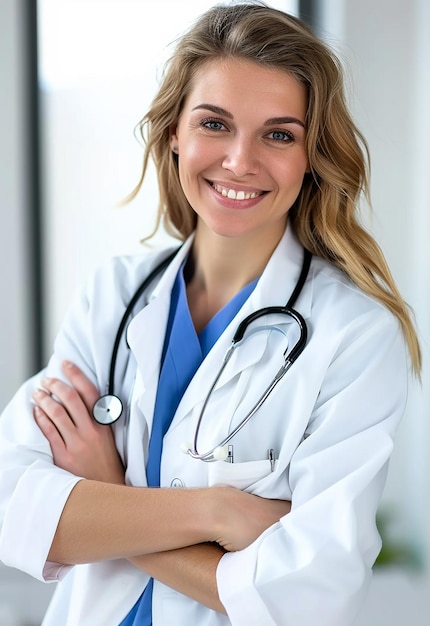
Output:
[119, 262, 257, 626]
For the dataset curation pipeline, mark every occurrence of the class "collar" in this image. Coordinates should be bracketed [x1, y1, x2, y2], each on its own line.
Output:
[247, 224, 313, 319]
[125, 224, 313, 431]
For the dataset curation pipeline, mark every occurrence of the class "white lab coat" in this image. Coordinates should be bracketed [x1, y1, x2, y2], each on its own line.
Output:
[0, 226, 408, 626]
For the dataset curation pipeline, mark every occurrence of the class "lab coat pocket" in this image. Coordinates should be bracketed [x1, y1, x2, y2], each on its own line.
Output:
[207, 458, 277, 491]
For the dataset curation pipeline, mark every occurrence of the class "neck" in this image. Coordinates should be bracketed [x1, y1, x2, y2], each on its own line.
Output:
[185, 221, 285, 332]
[192, 222, 283, 289]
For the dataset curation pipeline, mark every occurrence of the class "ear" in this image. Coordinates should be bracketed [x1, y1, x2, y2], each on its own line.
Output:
[169, 126, 179, 153]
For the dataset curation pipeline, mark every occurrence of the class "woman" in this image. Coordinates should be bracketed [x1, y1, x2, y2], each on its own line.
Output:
[0, 2, 421, 625]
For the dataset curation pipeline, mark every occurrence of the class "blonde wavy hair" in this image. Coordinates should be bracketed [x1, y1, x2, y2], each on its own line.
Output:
[128, 1, 421, 375]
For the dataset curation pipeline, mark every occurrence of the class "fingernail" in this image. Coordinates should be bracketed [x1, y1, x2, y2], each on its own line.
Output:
[63, 360, 74, 369]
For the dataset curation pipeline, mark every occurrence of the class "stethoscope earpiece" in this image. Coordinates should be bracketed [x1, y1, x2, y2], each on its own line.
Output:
[212, 446, 229, 461]
[181, 442, 193, 454]
[182, 443, 229, 462]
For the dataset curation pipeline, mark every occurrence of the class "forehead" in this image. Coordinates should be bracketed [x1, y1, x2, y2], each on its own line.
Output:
[184, 57, 308, 117]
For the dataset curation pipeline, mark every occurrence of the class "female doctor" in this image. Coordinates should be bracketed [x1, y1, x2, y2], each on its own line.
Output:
[0, 2, 421, 625]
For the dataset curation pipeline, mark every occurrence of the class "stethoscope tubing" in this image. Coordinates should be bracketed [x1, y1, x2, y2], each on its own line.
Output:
[187, 305, 308, 461]
[107, 248, 181, 395]
[187, 249, 311, 461]
[93, 247, 181, 424]
[93, 245, 312, 465]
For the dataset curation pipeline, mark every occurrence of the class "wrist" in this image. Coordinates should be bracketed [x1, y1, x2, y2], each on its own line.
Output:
[196, 487, 228, 543]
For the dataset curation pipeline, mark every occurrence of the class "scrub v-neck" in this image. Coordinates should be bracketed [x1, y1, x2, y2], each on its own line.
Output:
[119, 262, 257, 626]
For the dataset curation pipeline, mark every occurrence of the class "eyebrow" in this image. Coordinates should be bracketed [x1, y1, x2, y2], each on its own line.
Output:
[265, 116, 306, 129]
[191, 104, 306, 129]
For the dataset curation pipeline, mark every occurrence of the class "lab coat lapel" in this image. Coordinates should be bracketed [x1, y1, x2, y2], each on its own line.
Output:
[125, 238, 194, 424]
[169, 225, 313, 432]
[126, 294, 170, 424]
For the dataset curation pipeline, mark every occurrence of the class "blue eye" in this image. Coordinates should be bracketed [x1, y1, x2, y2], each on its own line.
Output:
[268, 130, 295, 143]
[201, 118, 226, 131]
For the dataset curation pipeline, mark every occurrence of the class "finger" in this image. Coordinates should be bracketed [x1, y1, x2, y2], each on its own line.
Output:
[32, 387, 80, 436]
[33, 405, 67, 452]
[33, 406, 82, 473]
[61, 361, 100, 413]
[38, 377, 90, 426]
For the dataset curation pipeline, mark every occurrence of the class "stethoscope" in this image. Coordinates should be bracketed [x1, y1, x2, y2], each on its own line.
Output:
[92, 246, 312, 462]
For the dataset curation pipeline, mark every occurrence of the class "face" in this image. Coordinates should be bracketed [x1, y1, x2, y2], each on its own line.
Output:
[170, 58, 309, 246]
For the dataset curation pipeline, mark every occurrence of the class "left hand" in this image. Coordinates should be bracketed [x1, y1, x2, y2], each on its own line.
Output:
[32, 361, 125, 484]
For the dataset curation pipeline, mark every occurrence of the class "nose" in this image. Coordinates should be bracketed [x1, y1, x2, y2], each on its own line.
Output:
[222, 136, 260, 177]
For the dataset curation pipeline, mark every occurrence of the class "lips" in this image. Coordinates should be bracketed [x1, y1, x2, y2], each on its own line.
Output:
[211, 182, 265, 201]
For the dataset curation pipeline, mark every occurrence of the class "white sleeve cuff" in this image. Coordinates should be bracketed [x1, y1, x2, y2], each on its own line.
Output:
[0, 459, 82, 581]
[217, 530, 277, 626]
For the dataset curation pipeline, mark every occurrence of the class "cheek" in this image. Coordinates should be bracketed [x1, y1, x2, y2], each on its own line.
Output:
[290, 152, 310, 181]
[183, 135, 220, 164]
[177, 148, 206, 203]
[276, 162, 308, 191]
[179, 142, 199, 175]
[178, 141, 215, 186]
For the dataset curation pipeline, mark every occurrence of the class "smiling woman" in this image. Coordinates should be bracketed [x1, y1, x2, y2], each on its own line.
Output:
[169, 58, 309, 251]
[0, 3, 423, 626]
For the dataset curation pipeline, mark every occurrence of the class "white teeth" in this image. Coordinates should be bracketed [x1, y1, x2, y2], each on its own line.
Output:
[213, 183, 260, 200]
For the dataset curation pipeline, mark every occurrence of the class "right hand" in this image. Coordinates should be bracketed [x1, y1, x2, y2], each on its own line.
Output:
[211, 487, 291, 552]
[32, 361, 125, 484]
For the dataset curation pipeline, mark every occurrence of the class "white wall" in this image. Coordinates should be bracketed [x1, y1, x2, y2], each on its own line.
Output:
[0, 0, 33, 410]
[345, 0, 430, 558]
[38, 0, 298, 354]
[0, 3, 57, 624]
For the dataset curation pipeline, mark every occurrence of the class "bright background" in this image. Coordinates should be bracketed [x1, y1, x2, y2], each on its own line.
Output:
[36, 0, 296, 346]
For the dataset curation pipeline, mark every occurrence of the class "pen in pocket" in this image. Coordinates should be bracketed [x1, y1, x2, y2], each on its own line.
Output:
[268, 448, 276, 472]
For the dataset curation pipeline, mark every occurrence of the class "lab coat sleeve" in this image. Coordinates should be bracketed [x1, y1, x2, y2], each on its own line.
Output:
[0, 257, 136, 582]
[216, 308, 409, 626]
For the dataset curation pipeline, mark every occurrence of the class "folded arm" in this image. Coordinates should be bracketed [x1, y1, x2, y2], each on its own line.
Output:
[129, 545, 227, 613]
[32, 362, 290, 611]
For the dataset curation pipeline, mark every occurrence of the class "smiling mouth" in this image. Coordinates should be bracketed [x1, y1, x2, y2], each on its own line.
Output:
[210, 182, 265, 201]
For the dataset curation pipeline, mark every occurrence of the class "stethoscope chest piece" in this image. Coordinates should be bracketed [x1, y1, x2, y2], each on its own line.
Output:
[93, 394, 123, 425]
